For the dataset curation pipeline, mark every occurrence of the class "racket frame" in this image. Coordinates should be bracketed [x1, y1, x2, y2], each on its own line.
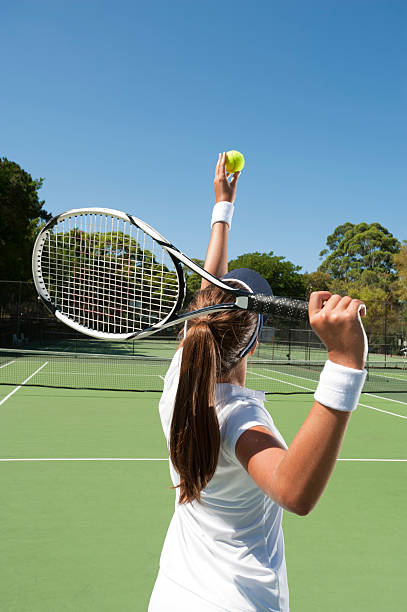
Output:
[33, 208, 185, 339]
[32, 207, 307, 340]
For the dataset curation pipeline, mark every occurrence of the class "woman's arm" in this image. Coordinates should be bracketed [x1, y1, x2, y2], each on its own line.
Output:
[201, 152, 241, 288]
[236, 406, 351, 516]
[236, 291, 367, 516]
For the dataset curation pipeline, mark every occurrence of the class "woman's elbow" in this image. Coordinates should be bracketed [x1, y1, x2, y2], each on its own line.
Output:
[271, 488, 315, 516]
[287, 501, 313, 517]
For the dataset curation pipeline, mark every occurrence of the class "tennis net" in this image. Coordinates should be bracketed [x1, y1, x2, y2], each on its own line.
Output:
[0, 348, 407, 394]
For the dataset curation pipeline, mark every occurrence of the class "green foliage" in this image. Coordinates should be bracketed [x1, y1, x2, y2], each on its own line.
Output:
[183, 252, 307, 306]
[344, 284, 395, 340]
[228, 252, 306, 298]
[47, 229, 178, 312]
[319, 222, 400, 285]
[0, 158, 51, 280]
[359, 286, 399, 338]
[303, 270, 331, 296]
[393, 241, 407, 301]
[184, 258, 204, 305]
[312, 222, 407, 348]
[313, 269, 403, 345]
[321, 222, 354, 254]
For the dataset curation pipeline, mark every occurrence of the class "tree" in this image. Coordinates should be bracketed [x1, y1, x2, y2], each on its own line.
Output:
[319, 222, 354, 258]
[182, 251, 306, 307]
[0, 158, 51, 281]
[348, 285, 392, 342]
[303, 270, 331, 296]
[184, 259, 204, 305]
[228, 252, 306, 298]
[319, 222, 400, 286]
[42, 228, 179, 332]
[394, 241, 407, 301]
[315, 222, 405, 353]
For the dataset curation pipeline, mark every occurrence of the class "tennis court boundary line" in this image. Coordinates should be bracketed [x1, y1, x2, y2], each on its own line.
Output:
[0, 362, 49, 407]
[0, 457, 406, 462]
[364, 392, 407, 406]
[0, 360, 15, 369]
[251, 370, 407, 419]
[358, 401, 407, 420]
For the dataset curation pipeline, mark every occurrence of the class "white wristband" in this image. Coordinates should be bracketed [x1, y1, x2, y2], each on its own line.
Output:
[314, 360, 367, 412]
[211, 201, 234, 228]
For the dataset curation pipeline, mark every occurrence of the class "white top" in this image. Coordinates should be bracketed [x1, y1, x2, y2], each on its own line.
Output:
[156, 349, 289, 612]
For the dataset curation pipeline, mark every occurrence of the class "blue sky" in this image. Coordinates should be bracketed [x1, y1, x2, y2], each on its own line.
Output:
[2, 0, 406, 273]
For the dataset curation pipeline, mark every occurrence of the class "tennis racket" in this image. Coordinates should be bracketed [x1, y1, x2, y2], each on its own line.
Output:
[32, 208, 309, 340]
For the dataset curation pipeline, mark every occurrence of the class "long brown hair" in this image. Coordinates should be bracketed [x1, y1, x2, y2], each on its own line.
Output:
[169, 283, 258, 504]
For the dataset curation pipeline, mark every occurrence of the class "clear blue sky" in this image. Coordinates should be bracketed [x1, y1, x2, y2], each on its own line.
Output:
[2, 0, 406, 273]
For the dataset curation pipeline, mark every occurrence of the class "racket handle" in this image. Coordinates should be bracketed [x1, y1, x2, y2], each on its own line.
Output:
[245, 294, 309, 320]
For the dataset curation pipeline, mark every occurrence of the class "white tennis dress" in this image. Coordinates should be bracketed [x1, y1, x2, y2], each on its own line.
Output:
[148, 349, 289, 612]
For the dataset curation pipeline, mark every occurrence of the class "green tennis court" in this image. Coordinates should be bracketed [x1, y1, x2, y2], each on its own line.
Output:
[0, 351, 406, 611]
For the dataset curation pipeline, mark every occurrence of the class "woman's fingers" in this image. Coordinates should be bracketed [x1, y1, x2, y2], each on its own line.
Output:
[229, 171, 241, 186]
[321, 294, 342, 312]
[215, 152, 241, 184]
[308, 291, 332, 316]
[309, 293, 367, 369]
[220, 152, 227, 178]
[346, 298, 366, 316]
[215, 153, 222, 181]
[214, 152, 241, 204]
[309, 293, 360, 321]
[335, 296, 353, 311]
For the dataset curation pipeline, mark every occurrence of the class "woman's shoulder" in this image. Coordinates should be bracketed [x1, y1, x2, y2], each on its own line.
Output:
[216, 383, 268, 422]
[216, 383, 270, 432]
[216, 384, 287, 454]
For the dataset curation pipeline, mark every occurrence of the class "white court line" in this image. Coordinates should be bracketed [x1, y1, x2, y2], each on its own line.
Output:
[250, 367, 317, 388]
[0, 457, 168, 462]
[0, 362, 49, 407]
[364, 393, 407, 406]
[369, 371, 407, 383]
[250, 370, 315, 392]
[49, 372, 162, 377]
[337, 458, 407, 462]
[358, 402, 407, 420]
[159, 375, 165, 380]
[250, 370, 407, 420]
[0, 457, 404, 463]
[0, 360, 15, 369]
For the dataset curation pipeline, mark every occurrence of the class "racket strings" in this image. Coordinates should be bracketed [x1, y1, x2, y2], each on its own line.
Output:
[41, 213, 179, 333]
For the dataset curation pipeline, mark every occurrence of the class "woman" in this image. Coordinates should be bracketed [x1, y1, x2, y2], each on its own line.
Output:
[148, 153, 367, 611]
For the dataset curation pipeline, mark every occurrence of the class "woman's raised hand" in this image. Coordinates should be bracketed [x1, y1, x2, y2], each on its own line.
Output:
[214, 152, 240, 204]
[309, 291, 367, 370]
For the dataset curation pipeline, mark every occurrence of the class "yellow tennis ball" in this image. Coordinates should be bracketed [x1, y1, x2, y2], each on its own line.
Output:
[226, 150, 245, 173]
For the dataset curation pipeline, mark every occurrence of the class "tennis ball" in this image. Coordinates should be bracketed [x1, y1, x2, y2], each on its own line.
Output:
[226, 150, 245, 173]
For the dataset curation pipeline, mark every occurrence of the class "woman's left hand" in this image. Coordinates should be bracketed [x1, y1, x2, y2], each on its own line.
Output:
[214, 152, 241, 204]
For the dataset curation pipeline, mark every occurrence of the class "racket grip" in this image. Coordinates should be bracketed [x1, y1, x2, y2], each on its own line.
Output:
[246, 294, 309, 321]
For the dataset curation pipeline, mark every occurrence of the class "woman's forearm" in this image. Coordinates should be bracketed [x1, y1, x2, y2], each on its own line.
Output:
[201, 153, 241, 289]
[238, 293, 367, 516]
[269, 402, 351, 515]
[201, 222, 229, 289]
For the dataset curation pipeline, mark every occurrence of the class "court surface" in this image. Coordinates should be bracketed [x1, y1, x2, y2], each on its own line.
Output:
[0, 353, 406, 611]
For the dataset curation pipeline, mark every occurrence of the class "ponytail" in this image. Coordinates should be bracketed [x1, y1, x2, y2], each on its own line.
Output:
[169, 283, 259, 504]
[169, 320, 221, 504]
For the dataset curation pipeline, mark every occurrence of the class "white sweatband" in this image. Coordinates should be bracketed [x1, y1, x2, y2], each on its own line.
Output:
[211, 201, 234, 228]
[314, 360, 367, 412]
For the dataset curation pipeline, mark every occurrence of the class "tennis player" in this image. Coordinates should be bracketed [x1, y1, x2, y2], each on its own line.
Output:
[148, 153, 367, 611]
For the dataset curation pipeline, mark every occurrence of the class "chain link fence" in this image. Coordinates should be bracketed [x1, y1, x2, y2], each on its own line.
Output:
[1, 281, 406, 360]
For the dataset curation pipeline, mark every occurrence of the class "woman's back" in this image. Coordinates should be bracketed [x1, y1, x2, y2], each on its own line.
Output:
[155, 349, 289, 612]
